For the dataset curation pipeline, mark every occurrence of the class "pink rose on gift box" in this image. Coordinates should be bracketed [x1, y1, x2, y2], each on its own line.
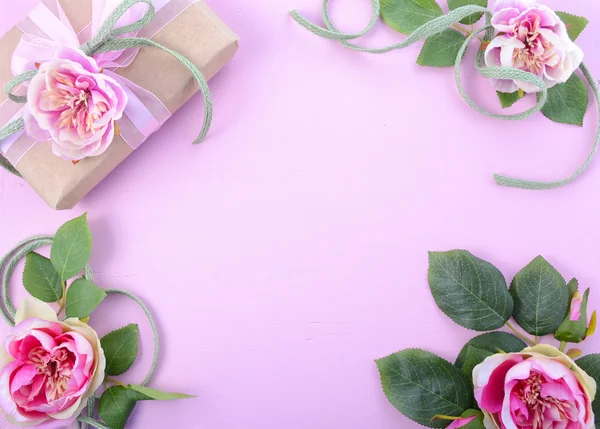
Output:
[23, 46, 127, 162]
[0, 297, 105, 428]
[484, 0, 584, 93]
[473, 344, 596, 429]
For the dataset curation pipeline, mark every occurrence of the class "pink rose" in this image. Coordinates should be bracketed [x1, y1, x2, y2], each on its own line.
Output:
[447, 415, 476, 428]
[23, 46, 127, 161]
[473, 344, 596, 429]
[0, 297, 105, 428]
[484, 0, 584, 93]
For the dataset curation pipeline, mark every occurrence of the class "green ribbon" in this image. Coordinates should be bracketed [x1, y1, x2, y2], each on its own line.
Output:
[0, 0, 212, 176]
[290, 1, 600, 190]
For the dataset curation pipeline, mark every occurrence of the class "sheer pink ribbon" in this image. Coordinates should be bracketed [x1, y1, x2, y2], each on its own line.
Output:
[0, 0, 199, 166]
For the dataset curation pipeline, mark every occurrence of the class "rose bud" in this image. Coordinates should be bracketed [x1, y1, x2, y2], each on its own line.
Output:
[555, 288, 592, 343]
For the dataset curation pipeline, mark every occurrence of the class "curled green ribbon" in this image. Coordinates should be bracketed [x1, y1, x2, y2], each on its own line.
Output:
[0, 0, 212, 176]
[290, 1, 600, 190]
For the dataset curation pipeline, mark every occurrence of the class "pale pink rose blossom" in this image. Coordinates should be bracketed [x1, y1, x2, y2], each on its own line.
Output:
[23, 46, 127, 161]
[473, 344, 596, 429]
[0, 297, 105, 428]
[447, 415, 476, 428]
[484, 0, 584, 93]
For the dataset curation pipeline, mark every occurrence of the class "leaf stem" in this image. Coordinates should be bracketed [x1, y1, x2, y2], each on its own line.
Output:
[56, 281, 67, 316]
[506, 321, 536, 346]
[452, 24, 470, 36]
[559, 341, 567, 352]
[432, 414, 461, 422]
[534, 335, 539, 345]
[106, 378, 127, 388]
[451, 24, 485, 43]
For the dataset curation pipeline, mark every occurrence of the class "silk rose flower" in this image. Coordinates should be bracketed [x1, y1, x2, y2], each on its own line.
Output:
[23, 46, 127, 161]
[0, 297, 105, 428]
[484, 0, 584, 93]
[473, 344, 596, 429]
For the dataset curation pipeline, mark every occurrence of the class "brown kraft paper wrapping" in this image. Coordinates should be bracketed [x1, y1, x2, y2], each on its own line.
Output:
[0, 0, 238, 209]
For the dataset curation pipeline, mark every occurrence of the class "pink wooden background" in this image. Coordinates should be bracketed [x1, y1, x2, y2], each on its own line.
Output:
[1, 0, 600, 427]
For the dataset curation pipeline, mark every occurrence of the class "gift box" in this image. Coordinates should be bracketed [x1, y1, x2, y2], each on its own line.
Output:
[0, 0, 238, 209]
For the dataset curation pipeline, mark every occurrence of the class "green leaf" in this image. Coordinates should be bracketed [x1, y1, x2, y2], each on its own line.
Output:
[538, 74, 589, 126]
[376, 349, 473, 427]
[428, 250, 513, 331]
[380, 0, 443, 35]
[568, 278, 579, 299]
[127, 385, 195, 400]
[461, 346, 493, 382]
[65, 278, 106, 318]
[417, 29, 466, 68]
[454, 332, 527, 369]
[101, 324, 139, 376]
[497, 91, 522, 109]
[22, 252, 62, 303]
[447, 0, 487, 25]
[50, 213, 92, 281]
[98, 386, 137, 429]
[556, 11, 589, 41]
[510, 256, 569, 336]
[575, 354, 600, 427]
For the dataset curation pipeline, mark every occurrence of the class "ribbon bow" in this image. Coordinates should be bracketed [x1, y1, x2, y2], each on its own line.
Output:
[0, 0, 212, 175]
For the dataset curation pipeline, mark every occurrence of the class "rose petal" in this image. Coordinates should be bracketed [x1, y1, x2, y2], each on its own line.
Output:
[474, 353, 524, 412]
[447, 416, 476, 429]
[53, 46, 101, 73]
[14, 297, 58, 325]
[23, 107, 52, 142]
[9, 364, 37, 395]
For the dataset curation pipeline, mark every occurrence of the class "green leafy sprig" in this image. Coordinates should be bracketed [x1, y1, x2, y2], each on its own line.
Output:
[20, 214, 193, 429]
[380, 0, 591, 126]
[377, 250, 599, 428]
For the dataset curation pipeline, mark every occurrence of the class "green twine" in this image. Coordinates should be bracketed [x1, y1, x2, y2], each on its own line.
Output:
[290, 1, 600, 190]
[493, 63, 600, 189]
[0, 119, 25, 142]
[0, 0, 212, 175]
[0, 235, 160, 429]
[6, 70, 37, 104]
[96, 37, 212, 143]
[0, 236, 53, 324]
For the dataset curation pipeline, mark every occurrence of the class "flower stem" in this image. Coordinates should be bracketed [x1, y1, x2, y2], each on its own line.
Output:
[56, 281, 67, 316]
[452, 24, 470, 36]
[506, 321, 535, 346]
[106, 378, 127, 388]
[451, 24, 485, 43]
[559, 341, 567, 352]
